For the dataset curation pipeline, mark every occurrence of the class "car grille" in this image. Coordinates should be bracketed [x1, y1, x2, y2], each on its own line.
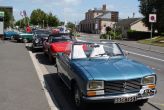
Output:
[104, 78, 141, 95]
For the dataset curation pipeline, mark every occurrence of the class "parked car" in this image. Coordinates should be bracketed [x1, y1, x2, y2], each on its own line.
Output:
[43, 33, 73, 62]
[31, 30, 50, 52]
[56, 42, 157, 108]
[14, 32, 33, 43]
[4, 31, 19, 40]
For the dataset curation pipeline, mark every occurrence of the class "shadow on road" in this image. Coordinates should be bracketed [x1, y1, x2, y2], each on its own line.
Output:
[44, 73, 142, 110]
[44, 73, 76, 110]
[35, 53, 54, 66]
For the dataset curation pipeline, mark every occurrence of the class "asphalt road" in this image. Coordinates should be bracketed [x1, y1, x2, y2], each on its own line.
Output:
[1, 39, 164, 110]
[0, 41, 49, 110]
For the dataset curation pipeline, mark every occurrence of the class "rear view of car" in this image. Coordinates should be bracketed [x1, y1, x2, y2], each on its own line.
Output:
[43, 33, 73, 63]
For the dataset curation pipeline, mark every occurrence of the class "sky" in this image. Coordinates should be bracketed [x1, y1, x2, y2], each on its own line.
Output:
[0, 0, 142, 23]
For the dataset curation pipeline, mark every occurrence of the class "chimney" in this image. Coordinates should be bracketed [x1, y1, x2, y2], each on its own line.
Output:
[102, 4, 106, 11]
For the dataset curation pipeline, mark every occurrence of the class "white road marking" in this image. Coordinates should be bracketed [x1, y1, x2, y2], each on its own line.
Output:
[26, 44, 59, 110]
[126, 51, 164, 62]
[76, 38, 164, 62]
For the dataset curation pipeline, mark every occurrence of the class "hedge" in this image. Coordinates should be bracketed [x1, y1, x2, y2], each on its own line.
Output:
[127, 31, 158, 40]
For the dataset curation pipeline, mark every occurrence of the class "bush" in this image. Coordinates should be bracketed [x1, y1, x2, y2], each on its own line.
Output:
[127, 31, 157, 40]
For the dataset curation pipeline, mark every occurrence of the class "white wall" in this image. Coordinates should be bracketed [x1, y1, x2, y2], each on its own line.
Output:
[0, 22, 4, 34]
[131, 21, 149, 32]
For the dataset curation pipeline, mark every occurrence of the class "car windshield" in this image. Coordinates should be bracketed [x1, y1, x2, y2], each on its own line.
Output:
[66, 43, 124, 59]
[51, 35, 71, 42]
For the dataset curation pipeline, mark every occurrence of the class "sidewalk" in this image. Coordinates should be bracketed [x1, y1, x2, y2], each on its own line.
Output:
[0, 41, 49, 110]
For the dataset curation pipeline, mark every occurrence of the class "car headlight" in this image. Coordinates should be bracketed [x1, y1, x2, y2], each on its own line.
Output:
[87, 81, 104, 90]
[142, 75, 156, 85]
[35, 39, 39, 43]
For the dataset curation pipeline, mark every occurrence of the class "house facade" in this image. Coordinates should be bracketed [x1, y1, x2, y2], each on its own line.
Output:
[79, 5, 118, 34]
[116, 18, 149, 37]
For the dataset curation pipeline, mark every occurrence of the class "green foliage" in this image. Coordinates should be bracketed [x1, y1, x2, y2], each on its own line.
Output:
[66, 22, 76, 34]
[103, 26, 122, 39]
[30, 9, 59, 28]
[138, 36, 164, 47]
[15, 17, 30, 28]
[30, 9, 47, 27]
[138, 0, 164, 34]
[47, 12, 59, 27]
[67, 22, 76, 30]
[127, 29, 136, 32]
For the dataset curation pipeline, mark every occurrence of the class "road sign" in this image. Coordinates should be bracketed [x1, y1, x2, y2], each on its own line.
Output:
[0, 11, 4, 17]
[149, 14, 156, 23]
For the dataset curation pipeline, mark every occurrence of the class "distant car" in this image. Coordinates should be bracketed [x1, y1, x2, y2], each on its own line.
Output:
[4, 31, 19, 40]
[56, 42, 157, 109]
[14, 32, 33, 43]
[31, 30, 50, 52]
[43, 33, 73, 62]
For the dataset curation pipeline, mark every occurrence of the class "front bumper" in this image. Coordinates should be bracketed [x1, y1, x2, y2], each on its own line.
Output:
[82, 86, 156, 103]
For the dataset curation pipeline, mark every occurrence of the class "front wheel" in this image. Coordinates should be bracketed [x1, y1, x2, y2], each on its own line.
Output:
[23, 39, 28, 43]
[73, 84, 86, 109]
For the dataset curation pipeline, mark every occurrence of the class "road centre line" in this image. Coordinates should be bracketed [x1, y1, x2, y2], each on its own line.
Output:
[26, 43, 58, 110]
[76, 38, 164, 62]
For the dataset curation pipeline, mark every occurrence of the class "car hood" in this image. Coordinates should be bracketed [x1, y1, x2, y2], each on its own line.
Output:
[73, 58, 154, 81]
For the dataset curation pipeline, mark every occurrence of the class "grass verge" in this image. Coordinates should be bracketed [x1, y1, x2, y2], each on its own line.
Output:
[138, 36, 164, 47]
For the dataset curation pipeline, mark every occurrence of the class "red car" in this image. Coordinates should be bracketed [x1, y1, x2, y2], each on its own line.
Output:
[43, 33, 73, 63]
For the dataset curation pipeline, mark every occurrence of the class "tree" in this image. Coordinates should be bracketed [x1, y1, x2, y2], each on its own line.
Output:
[15, 17, 30, 28]
[138, 0, 164, 33]
[47, 12, 59, 27]
[30, 9, 59, 28]
[30, 9, 47, 27]
[67, 22, 76, 30]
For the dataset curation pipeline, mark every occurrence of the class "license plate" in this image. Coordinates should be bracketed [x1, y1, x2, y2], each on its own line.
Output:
[114, 96, 137, 103]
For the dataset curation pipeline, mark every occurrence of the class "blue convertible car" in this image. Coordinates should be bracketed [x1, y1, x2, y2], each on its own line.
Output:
[56, 42, 157, 108]
[4, 31, 19, 40]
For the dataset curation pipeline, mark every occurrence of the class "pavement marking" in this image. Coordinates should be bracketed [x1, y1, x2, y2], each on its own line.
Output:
[76, 38, 164, 62]
[126, 51, 164, 62]
[26, 43, 59, 110]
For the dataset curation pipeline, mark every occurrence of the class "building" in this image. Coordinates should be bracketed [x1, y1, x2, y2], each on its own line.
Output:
[116, 18, 149, 37]
[0, 6, 13, 28]
[79, 4, 119, 34]
[0, 6, 13, 18]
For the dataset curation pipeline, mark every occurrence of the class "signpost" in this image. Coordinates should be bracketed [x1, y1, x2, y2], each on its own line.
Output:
[0, 11, 4, 38]
[149, 14, 157, 50]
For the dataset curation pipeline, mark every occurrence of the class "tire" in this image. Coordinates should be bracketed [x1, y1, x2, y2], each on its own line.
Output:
[135, 99, 148, 106]
[23, 39, 28, 43]
[48, 50, 54, 63]
[73, 84, 86, 109]
[31, 45, 36, 52]
[10, 36, 13, 40]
